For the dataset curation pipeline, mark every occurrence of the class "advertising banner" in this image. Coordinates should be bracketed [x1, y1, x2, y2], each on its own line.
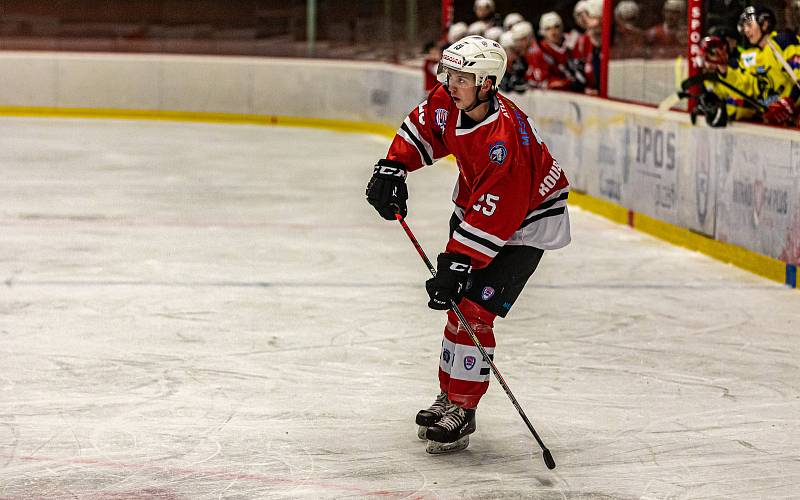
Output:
[589, 106, 630, 206]
[715, 134, 800, 263]
[677, 125, 717, 236]
[531, 96, 587, 192]
[626, 115, 681, 224]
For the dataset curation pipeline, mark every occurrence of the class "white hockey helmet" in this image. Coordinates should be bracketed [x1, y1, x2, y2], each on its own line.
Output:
[539, 12, 563, 34]
[437, 35, 507, 88]
[467, 20, 489, 36]
[664, 0, 685, 12]
[503, 12, 525, 30]
[573, 0, 589, 18]
[499, 31, 516, 51]
[614, 0, 640, 21]
[484, 26, 504, 42]
[584, 0, 604, 18]
[474, 0, 495, 10]
[447, 22, 468, 44]
[510, 20, 534, 40]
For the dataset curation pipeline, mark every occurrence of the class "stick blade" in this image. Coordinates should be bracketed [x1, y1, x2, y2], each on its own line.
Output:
[657, 92, 681, 113]
[543, 448, 556, 470]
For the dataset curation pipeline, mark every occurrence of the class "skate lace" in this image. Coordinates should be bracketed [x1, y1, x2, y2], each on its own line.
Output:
[436, 406, 466, 432]
[426, 392, 450, 415]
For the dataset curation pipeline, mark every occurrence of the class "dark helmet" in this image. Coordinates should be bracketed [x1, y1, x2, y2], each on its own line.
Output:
[707, 24, 738, 41]
[701, 35, 729, 65]
[738, 5, 776, 34]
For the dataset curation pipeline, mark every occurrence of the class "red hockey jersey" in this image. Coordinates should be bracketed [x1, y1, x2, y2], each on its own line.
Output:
[385, 84, 571, 269]
[527, 39, 577, 90]
[423, 58, 439, 92]
[569, 32, 597, 91]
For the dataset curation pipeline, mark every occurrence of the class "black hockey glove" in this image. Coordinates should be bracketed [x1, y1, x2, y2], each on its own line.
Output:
[425, 253, 472, 310]
[693, 90, 728, 128]
[366, 159, 408, 220]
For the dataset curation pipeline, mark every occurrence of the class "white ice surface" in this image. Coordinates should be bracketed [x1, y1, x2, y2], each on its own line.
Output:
[0, 117, 798, 499]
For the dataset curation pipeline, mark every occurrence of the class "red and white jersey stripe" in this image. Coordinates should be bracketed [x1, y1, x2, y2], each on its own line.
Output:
[385, 84, 571, 268]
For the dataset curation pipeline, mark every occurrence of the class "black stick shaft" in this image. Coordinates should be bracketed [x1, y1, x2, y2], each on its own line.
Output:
[394, 214, 556, 469]
[681, 73, 767, 111]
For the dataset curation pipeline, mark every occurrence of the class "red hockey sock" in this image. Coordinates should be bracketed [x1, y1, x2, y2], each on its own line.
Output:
[436, 299, 496, 409]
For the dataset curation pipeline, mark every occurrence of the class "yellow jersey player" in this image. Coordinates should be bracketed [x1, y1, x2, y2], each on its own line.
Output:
[722, 5, 800, 125]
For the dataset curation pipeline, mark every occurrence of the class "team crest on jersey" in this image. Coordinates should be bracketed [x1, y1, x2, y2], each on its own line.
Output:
[488, 141, 507, 165]
[481, 286, 495, 301]
[435, 108, 449, 130]
[442, 348, 451, 363]
[464, 355, 476, 370]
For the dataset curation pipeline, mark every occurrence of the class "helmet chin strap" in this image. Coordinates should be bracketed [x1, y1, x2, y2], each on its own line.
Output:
[758, 26, 769, 46]
[753, 19, 770, 46]
[463, 87, 490, 112]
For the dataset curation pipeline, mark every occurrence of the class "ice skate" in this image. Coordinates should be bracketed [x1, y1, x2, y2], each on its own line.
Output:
[425, 404, 476, 454]
[415, 392, 451, 439]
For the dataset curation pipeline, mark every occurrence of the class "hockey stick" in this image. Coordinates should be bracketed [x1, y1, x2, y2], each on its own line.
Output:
[659, 73, 769, 115]
[394, 213, 556, 470]
[766, 38, 800, 93]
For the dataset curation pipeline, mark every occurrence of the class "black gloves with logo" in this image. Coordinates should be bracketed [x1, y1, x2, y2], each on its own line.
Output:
[366, 159, 408, 220]
[426, 253, 472, 310]
[696, 90, 728, 128]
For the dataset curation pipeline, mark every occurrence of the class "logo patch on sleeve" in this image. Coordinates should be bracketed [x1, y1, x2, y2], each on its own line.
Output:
[489, 141, 507, 165]
[481, 286, 495, 301]
[435, 108, 449, 131]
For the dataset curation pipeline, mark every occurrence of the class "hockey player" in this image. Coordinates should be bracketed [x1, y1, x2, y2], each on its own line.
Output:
[365, 36, 571, 453]
[698, 35, 757, 123]
[473, 0, 502, 29]
[569, 6, 599, 94]
[512, 20, 538, 72]
[613, 1, 647, 59]
[422, 41, 443, 93]
[447, 22, 469, 46]
[733, 5, 800, 125]
[646, 0, 687, 58]
[499, 31, 529, 94]
[565, 0, 589, 50]
[528, 12, 586, 92]
[502, 12, 524, 32]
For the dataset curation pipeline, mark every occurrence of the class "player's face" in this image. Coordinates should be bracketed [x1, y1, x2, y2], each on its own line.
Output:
[664, 10, 681, 26]
[474, 5, 492, 19]
[584, 14, 601, 31]
[543, 25, 563, 44]
[444, 70, 478, 109]
[513, 36, 529, 54]
[575, 12, 588, 29]
[742, 19, 762, 44]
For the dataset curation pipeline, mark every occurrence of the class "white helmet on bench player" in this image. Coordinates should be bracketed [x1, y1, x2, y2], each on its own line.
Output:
[437, 35, 507, 89]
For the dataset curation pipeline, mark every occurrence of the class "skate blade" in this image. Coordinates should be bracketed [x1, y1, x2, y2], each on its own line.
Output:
[417, 425, 428, 440]
[425, 435, 469, 454]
